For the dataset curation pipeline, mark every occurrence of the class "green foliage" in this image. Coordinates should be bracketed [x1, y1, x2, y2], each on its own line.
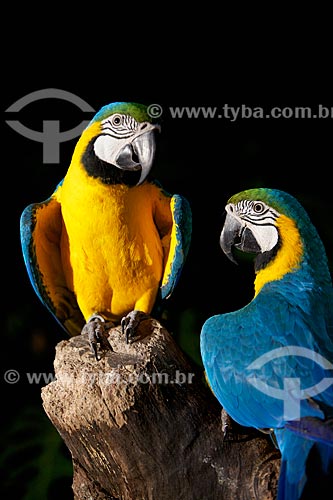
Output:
[0, 404, 73, 500]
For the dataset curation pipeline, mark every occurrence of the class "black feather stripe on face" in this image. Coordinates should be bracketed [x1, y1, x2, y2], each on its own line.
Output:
[81, 138, 141, 186]
[254, 237, 281, 272]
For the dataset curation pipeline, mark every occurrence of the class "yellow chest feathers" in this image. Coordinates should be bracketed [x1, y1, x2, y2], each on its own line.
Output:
[56, 169, 164, 286]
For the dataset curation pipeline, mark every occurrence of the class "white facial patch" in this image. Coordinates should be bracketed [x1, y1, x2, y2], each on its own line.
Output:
[248, 223, 279, 252]
[228, 200, 280, 253]
[94, 135, 119, 165]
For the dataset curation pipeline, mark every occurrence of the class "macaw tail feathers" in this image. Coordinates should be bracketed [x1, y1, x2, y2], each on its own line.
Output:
[277, 460, 299, 500]
[276, 427, 333, 500]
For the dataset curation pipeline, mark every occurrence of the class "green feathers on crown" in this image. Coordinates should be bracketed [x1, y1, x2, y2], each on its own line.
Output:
[89, 102, 153, 126]
[228, 188, 309, 222]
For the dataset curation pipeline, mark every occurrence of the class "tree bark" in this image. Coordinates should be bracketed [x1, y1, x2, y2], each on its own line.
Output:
[41, 318, 280, 500]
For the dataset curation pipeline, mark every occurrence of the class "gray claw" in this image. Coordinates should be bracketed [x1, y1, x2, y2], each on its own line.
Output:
[121, 310, 149, 344]
[81, 315, 113, 361]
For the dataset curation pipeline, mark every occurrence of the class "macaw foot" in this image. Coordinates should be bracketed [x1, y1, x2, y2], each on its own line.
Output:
[221, 408, 234, 438]
[81, 314, 114, 361]
[221, 408, 252, 441]
[121, 310, 150, 344]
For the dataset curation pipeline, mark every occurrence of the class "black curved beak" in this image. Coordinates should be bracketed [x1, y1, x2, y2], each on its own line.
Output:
[220, 213, 261, 264]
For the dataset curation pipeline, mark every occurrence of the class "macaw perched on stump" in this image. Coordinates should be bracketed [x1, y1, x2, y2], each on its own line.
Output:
[200, 188, 333, 500]
[20, 102, 192, 360]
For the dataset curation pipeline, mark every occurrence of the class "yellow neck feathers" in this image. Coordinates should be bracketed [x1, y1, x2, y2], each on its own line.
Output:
[72, 121, 101, 163]
[254, 214, 303, 296]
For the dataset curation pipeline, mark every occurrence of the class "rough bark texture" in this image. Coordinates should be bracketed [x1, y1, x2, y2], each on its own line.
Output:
[41, 318, 280, 500]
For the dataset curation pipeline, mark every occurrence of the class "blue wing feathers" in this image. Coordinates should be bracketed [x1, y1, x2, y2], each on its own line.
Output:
[20, 202, 55, 314]
[19, 180, 84, 336]
[20, 180, 64, 309]
[160, 194, 192, 300]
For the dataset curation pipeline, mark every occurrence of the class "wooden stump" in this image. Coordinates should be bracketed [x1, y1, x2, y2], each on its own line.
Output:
[41, 318, 280, 500]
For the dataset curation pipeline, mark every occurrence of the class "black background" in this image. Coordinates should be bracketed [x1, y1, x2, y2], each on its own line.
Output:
[2, 78, 333, 498]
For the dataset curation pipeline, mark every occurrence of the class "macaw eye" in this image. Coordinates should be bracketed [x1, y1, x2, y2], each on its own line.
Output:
[253, 202, 265, 213]
[111, 114, 123, 126]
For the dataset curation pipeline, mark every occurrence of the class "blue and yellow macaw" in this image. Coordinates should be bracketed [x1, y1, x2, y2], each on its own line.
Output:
[20, 102, 192, 359]
[200, 188, 333, 499]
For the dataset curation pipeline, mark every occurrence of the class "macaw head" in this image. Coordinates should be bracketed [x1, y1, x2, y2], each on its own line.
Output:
[74, 102, 160, 186]
[219, 188, 329, 278]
